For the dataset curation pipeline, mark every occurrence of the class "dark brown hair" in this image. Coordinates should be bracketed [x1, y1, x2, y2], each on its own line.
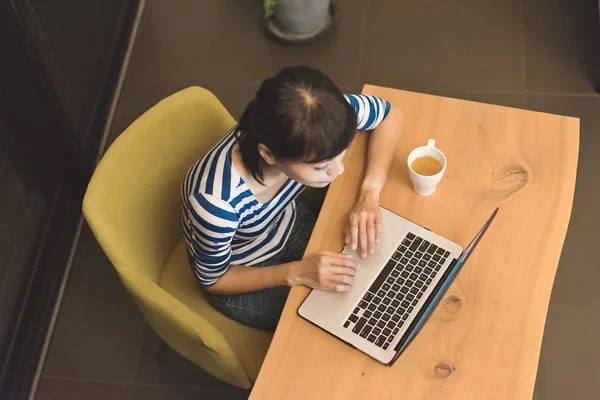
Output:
[234, 66, 357, 184]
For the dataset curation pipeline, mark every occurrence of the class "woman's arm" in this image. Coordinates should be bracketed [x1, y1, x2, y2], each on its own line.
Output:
[346, 107, 403, 258]
[205, 251, 359, 295]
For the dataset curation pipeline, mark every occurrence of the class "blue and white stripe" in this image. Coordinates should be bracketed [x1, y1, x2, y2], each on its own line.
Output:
[182, 93, 391, 287]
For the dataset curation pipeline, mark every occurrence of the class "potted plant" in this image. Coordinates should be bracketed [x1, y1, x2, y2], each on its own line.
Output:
[263, 0, 336, 45]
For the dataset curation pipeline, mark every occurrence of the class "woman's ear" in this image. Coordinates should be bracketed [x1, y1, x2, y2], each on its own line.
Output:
[258, 144, 277, 165]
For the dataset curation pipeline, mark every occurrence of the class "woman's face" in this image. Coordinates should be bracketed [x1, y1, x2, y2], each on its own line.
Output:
[278, 150, 347, 188]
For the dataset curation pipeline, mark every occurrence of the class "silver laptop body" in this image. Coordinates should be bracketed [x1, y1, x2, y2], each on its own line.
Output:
[298, 206, 466, 365]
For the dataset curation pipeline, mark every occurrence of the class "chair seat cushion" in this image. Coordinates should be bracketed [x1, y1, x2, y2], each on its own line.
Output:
[159, 238, 273, 381]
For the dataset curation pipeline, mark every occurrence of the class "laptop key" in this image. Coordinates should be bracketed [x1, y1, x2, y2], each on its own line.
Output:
[412, 299, 419, 306]
[410, 287, 419, 295]
[402, 314, 409, 320]
[389, 290, 397, 298]
[377, 320, 386, 329]
[401, 257, 410, 265]
[382, 297, 391, 305]
[391, 299, 400, 308]
[396, 293, 405, 301]
[444, 250, 450, 257]
[387, 320, 396, 329]
[406, 293, 415, 301]
[363, 310, 373, 319]
[374, 311, 382, 319]
[440, 257, 447, 264]
[376, 336, 386, 347]
[434, 264, 441, 271]
[418, 240, 430, 252]
[349, 314, 359, 323]
[359, 301, 368, 309]
[406, 251, 414, 259]
[344, 321, 350, 328]
[402, 239, 411, 246]
[415, 266, 423, 274]
[418, 260, 427, 267]
[352, 318, 367, 333]
[382, 313, 391, 321]
[392, 284, 400, 292]
[401, 300, 410, 308]
[383, 328, 392, 336]
[372, 327, 382, 336]
[415, 251, 424, 259]
[382, 283, 391, 291]
[377, 304, 386, 312]
[392, 314, 401, 322]
[383, 342, 390, 350]
[399, 246, 408, 253]
[416, 292, 423, 299]
[433, 254, 441, 262]
[386, 276, 395, 284]
[360, 327, 371, 339]
[368, 334, 377, 343]
[405, 280, 414, 288]
[397, 278, 405, 285]
[353, 307, 360, 314]
[427, 244, 438, 254]
[423, 253, 431, 261]
[378, 290, 386, 297]
[364, 292, 374, 301]
[391, 270, 400, 278]
[393, 327, 400, 335]
[401, 287, 409, 294]
[408, 306, 414, 313]
[426, 278, 432, 285]
[406, 232, 416, 240]
[406, 265, 415, 273]
[430, 271, 437, 278]
[410, 273, 419, 281]
[401, 271, 409, 278]
[424, 267, 433, 275]
[436, 247, 445, 255]
[409, 258, 418, 265]
[409, 237, 422, 251]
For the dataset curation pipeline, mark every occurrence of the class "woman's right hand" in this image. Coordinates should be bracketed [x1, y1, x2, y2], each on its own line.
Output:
[287, 251, 359, 292]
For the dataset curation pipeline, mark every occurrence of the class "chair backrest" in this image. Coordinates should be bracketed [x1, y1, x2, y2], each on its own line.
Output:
[84, 87, 236, 282]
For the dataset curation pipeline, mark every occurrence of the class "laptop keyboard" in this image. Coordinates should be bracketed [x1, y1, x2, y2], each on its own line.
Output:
[343, 232, 450, 350]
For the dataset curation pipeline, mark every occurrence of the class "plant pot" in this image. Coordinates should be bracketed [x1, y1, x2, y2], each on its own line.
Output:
[263, 0, 337, 45]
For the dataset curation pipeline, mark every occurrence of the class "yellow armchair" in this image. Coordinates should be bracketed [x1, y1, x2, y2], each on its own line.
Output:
[82, 87, 272, 389]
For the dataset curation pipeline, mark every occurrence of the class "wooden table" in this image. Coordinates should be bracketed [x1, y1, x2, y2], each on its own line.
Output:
[250, 86, 579, 400]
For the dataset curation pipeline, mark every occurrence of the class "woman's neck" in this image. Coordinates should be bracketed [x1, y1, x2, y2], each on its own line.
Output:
[232, 143, 285, 187]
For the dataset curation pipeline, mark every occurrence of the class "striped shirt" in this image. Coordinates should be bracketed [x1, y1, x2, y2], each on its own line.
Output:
[182, 94, 391, 287]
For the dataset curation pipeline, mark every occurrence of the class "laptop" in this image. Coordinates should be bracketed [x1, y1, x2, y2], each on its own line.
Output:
[298, 206, 498, 365]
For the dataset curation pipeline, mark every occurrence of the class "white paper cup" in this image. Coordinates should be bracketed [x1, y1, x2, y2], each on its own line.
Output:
[407, 139, 447, 196]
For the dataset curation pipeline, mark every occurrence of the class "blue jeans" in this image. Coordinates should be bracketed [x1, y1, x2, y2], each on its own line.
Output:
[203, 200, 317, 332]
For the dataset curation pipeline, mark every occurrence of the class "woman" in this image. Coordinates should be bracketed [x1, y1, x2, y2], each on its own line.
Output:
[182, 66, 402, 331]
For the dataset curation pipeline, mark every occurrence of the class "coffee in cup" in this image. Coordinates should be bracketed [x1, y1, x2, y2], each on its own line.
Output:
[407, 139, 446, 196]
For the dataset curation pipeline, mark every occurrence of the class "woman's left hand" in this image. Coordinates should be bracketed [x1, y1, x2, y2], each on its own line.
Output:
[345, 190, 383, 259]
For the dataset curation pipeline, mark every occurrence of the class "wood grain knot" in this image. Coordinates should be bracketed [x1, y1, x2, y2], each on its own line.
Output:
[438, 295, 463, 319]
[434, 363, 456, 378]
[488, 163, 529, 198]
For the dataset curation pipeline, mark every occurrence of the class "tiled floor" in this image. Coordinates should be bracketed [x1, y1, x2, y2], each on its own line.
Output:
[36, 0, 600, 399]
